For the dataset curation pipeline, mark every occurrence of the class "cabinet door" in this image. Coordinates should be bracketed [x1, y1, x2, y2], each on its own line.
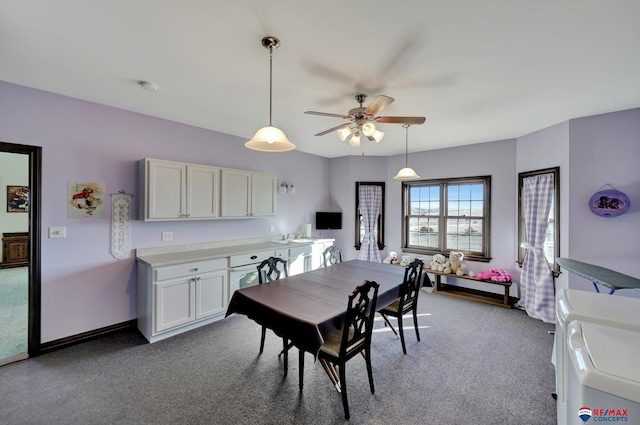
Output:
[147, 160, 187, 219]
[155, 277, 195, 333]
[251, 172, 277, 216]
[195, 270, 227, 319]
[220, 169, 251, 217]
[187, 165, 219, 218]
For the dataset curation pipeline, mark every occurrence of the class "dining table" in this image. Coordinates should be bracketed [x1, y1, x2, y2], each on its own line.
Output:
[225, 259, 407, 356]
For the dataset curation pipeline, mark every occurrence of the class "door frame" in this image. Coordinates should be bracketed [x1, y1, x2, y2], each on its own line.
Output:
[0, 141, 42, 356]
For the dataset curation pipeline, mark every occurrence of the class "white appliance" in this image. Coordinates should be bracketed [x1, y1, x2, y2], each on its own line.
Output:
[566, 320, 640, 424]
[555, 289, 640, 424]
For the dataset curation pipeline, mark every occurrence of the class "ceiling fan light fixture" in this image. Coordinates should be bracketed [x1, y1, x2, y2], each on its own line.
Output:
[362, 122, 376, 137]
[372, 130, 384, 143]
[337, 126, 352, 141]
[349, 132, 361, 147]
[245, 126, 295, 152]
[245, 36, 295, 153]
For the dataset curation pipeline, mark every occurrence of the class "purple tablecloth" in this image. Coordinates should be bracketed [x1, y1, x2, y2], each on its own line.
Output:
[225, 260, 406, 355]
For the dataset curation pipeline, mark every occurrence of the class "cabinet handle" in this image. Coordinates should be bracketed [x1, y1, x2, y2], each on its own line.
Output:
[192, 268, 199, 272]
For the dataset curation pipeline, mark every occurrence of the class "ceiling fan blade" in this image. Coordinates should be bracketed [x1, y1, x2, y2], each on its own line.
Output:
[305, 111, 350, 119]
[376, 116, 426, 125]
[363, 95, 394, 116]
[314, 122, 351, 136]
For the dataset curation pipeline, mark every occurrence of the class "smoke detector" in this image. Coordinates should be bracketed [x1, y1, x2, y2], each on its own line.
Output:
[138, 81, 159, 92]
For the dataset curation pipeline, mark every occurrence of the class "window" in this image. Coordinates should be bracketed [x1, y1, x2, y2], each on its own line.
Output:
[518, 167, 560, 274]
[355, 182, 385, 250]
[401, 176, 491, 262]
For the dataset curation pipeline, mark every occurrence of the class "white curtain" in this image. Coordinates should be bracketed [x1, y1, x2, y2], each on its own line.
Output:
[358, 185, 382, 262]
[518, 173, 555, 323]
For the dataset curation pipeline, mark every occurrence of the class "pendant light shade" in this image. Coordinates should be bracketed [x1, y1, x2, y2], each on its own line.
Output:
[394, 124, 420, 180]
[245, 36, 295, 152]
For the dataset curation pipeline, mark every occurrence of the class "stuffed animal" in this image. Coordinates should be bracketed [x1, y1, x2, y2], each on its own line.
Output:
[400, 255, 411, 267]
[476, 268, 512, 282]
[430, 254, 448, 272]
[383, 251, 399, 264]
[448, 251, 467, 276]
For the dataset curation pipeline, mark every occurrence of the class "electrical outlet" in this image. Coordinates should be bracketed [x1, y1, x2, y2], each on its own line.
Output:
[49, 226, 66, 239]
[162, 232, 172, 241]
[269, 225, 275, 233]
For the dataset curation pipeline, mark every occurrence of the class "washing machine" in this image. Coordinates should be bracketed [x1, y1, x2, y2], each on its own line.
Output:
[565, 320, 640, 424]
[555, 289, 640, 424]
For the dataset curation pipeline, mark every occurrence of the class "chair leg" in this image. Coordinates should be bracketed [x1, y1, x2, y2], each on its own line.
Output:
[413, 308, 421, 341]
[259, 326, 266, 353]
[339, 363, 350, 420]
[364, 347, 375, 394]
[320, 358, 341, 393]
[282, 338, 288, 376]
[398, 313, 407, 354]
[380, 313, 399, 338]
[299, 350, 304, 391]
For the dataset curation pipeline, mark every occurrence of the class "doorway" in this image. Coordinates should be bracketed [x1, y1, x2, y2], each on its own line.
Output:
[0, 141, 42, 366]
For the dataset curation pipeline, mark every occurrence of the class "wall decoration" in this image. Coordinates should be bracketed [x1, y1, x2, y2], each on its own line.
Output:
[588, 185, 630, 218]
[68, 181, 106, 218]
[6, 186, 29, 212]
[110, 190, 134, 260]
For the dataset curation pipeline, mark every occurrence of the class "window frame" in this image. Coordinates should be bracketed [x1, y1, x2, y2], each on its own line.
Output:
[517, 167, 560, 275]
[401, 176, 491, 262]
[354, 181, 385, 251]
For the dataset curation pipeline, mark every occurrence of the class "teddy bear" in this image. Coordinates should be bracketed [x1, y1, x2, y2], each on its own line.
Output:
[430, 254, 449, 272]
[400, 255, 412, 267]
[383, 251, 398, 264]
[448, 251, 467, 276]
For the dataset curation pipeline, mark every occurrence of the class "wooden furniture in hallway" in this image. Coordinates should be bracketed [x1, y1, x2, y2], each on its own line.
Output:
[2, 232, 29, 269]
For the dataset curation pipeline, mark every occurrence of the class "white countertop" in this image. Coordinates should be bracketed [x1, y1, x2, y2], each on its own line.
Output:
[136, 237, 334, 267]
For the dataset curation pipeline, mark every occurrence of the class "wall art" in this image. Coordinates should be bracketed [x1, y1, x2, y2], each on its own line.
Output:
[7, 185, 29, 212]
[68, 181, 106, 218]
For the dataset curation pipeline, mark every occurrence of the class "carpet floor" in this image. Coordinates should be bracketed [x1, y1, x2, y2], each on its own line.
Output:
[0, 289, 557, 424]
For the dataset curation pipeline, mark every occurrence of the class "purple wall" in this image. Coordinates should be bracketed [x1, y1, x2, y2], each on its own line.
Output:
[0, 81, 330, 342]
[1, 78, 639, 342]
[567, 109, 640, 294]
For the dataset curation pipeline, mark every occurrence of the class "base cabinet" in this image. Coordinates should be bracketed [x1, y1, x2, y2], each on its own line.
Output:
[2, 232, 29, 269]
[138, 258, 228, 342]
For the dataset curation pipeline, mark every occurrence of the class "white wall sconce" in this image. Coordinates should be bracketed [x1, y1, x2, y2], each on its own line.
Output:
[280, 181, 295, 195]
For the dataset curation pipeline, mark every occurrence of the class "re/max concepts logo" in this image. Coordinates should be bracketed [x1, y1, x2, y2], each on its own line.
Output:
[578, 406, 629, 423]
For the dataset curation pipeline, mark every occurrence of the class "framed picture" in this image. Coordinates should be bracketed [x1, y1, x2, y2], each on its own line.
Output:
[68, 181, 106, 218]
[7, 186, 29, 212]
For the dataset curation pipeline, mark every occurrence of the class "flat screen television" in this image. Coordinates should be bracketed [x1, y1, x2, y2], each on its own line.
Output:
[316, 212, 342, 230]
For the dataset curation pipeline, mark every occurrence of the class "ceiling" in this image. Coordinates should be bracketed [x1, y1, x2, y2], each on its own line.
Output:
[1, 1, 639, 158]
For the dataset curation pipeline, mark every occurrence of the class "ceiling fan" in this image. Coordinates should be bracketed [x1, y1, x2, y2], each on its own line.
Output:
[305, 94, 426, 146]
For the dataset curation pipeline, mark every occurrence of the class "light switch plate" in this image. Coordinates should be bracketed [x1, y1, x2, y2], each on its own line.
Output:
[49, 226, 66, 238]
[162, 232, 172, 241]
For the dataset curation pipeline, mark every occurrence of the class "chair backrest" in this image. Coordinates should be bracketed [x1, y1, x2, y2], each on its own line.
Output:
[323, 246, 343, 267]
[399, 259, 424, 309]
[257, 257, 288, 284]
[339, 280, 379, 358]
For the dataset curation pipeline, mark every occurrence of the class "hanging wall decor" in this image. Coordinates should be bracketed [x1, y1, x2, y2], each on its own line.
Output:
[110, 190, 134, 260]
[588, 184, 630, 218]
[6, 186, 29, 212]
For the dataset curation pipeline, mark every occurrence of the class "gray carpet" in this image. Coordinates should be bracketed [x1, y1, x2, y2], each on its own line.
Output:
[0, 289, 557, 424]
[0, 266, 28, 360]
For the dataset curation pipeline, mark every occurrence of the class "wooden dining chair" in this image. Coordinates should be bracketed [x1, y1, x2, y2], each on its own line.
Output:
[256, 257, 291, 374]
[378, 258, 426, 354]
[322, 245, 343, 267]
[299, 279, 380, 420]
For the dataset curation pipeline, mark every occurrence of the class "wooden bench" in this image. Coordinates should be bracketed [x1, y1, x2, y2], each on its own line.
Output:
[425, 268, 516, 309]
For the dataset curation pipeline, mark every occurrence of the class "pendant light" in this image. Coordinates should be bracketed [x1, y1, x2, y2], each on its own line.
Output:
[394, 124, 420, 180]
[245, 36, 296, 152]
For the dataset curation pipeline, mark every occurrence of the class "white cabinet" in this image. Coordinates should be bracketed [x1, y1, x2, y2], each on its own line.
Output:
[311, 240, 334, 270]
[289, 245, 312, 276]
[137, 257, 228, 343]
[220, 169, 276, 218]
[139, 158, 219, 221]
